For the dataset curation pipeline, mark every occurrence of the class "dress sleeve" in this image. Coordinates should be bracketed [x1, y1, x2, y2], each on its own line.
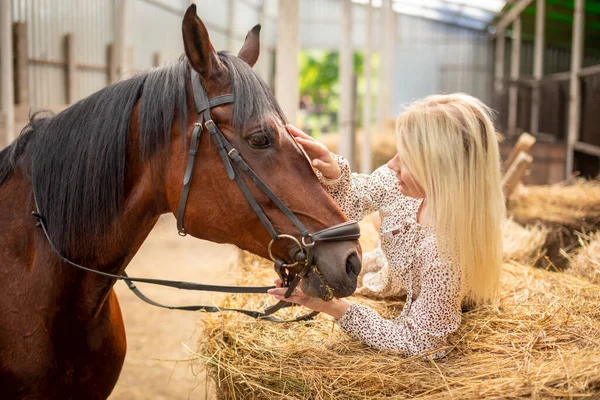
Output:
[337, 256, 462, 358]
[317, 154, 400, 222]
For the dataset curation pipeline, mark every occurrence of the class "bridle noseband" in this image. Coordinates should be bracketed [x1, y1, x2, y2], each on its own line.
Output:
[31, 68, 360, 323]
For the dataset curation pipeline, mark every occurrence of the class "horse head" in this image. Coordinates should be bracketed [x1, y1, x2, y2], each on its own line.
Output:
[164, 5, 362, 300]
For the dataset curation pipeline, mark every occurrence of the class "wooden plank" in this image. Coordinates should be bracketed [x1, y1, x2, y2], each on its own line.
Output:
[508, 17, 521, 137]
[565, 0, 585, 178]
[530, 0, 545, 135]
[505, 132, 536, 170]
[495, 0, 535, 34]
[503, 151, 533, 198]
[65, 34, 77, 104]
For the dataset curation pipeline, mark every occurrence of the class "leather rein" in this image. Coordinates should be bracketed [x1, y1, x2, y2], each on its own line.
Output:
[31, 68, 360, 323]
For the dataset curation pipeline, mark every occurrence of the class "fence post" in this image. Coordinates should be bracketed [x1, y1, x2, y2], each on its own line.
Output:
[65, 33, 77, 104]
[153, 51, 164, 68]
[107, 43, 117, 84]
[530, 0, 545, 135]
[13, 22, 28, 105]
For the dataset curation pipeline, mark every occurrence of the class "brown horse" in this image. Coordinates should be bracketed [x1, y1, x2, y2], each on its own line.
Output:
[0, 5, 361, 399]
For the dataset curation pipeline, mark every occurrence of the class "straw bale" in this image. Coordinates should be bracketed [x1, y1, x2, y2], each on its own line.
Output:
[191, 222, 600, 399]
[566, 232, 600, 285]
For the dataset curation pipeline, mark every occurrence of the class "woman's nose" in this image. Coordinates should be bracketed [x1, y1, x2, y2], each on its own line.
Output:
[387, 154, 400, 172]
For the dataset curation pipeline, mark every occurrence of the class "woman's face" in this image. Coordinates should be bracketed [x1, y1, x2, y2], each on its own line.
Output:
[387, 153, 425, 199]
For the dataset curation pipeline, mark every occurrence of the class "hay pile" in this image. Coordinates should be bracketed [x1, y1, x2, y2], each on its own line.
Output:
[508, 180, 600, 228]
[507, 180, 600, 269]
[503, 218, 548, 265]
[566, 232, 600, 285]
[191, 221, 600, 399]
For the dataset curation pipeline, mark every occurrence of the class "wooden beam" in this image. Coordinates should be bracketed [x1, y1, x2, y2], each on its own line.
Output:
[565, 0, 585, 178]
[227, 0, 235, 52]
[495, 0, 535, 34]
[579, 64, 600, 77]
[1, 0, 15, 144]
[377, 0, 395, 134]
[339, 0, 354, 166]
[530, 0, 545, 135]
[116, 0, 132, 79]
[361, 0, 373, 174]
[275, 0, 299, 124]
[507, 17, 521, 137]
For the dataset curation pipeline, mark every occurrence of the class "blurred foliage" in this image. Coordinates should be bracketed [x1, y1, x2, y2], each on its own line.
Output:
[298, 50, 379, 136]
[299, 50, 364, 110]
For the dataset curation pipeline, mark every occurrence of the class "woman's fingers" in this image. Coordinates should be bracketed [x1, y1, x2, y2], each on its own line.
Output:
[267, 287, 308, 305]
[286, 124, 312, 140]
[294, 137, 327, 159]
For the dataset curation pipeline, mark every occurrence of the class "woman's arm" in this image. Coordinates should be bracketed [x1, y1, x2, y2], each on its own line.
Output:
[269, 256, 462, 358]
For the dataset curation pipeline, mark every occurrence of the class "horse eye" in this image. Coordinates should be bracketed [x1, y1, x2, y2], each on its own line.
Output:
[248, 134, 271, 149]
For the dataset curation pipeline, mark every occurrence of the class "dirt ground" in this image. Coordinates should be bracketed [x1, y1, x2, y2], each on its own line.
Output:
[109, 215, 240, 400]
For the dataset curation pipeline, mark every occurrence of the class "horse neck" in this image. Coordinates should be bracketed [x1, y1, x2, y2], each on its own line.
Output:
[50, 147, 166, 321]
[74, 151, 168, 320]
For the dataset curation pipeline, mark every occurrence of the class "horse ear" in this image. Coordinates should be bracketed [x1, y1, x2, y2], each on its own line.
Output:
[182, 4, 219, 77]
[237, 25, 261, 67]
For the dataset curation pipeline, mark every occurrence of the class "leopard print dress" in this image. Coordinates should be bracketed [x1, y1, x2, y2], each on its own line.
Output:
[318, 155, 462, 358]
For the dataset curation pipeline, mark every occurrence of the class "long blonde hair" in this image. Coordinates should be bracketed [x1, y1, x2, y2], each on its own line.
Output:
[395, 93, 505, 305]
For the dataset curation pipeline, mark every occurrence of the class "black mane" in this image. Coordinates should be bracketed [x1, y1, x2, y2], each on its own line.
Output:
[0, 52, 284, 255]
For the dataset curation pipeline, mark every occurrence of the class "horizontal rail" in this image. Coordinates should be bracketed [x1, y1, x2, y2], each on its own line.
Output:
[29, 57, 108, 72]
[573, 141, 600, 158]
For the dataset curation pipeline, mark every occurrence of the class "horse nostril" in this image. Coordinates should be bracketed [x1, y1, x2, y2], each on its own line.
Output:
[345, 252, 360, 278]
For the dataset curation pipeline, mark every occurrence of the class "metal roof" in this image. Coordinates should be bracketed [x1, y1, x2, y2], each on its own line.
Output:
[352, 0, 507, 30]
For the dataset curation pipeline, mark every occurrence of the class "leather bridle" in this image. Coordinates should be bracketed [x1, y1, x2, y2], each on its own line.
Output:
[31, 68, 361, 323]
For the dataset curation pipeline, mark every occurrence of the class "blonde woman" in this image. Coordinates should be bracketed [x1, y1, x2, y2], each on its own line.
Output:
[269, 93, 506, 358]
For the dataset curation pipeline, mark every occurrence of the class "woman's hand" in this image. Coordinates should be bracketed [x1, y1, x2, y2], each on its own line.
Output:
[267, 279, 351, 320]
[286, 124, 342, 180]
